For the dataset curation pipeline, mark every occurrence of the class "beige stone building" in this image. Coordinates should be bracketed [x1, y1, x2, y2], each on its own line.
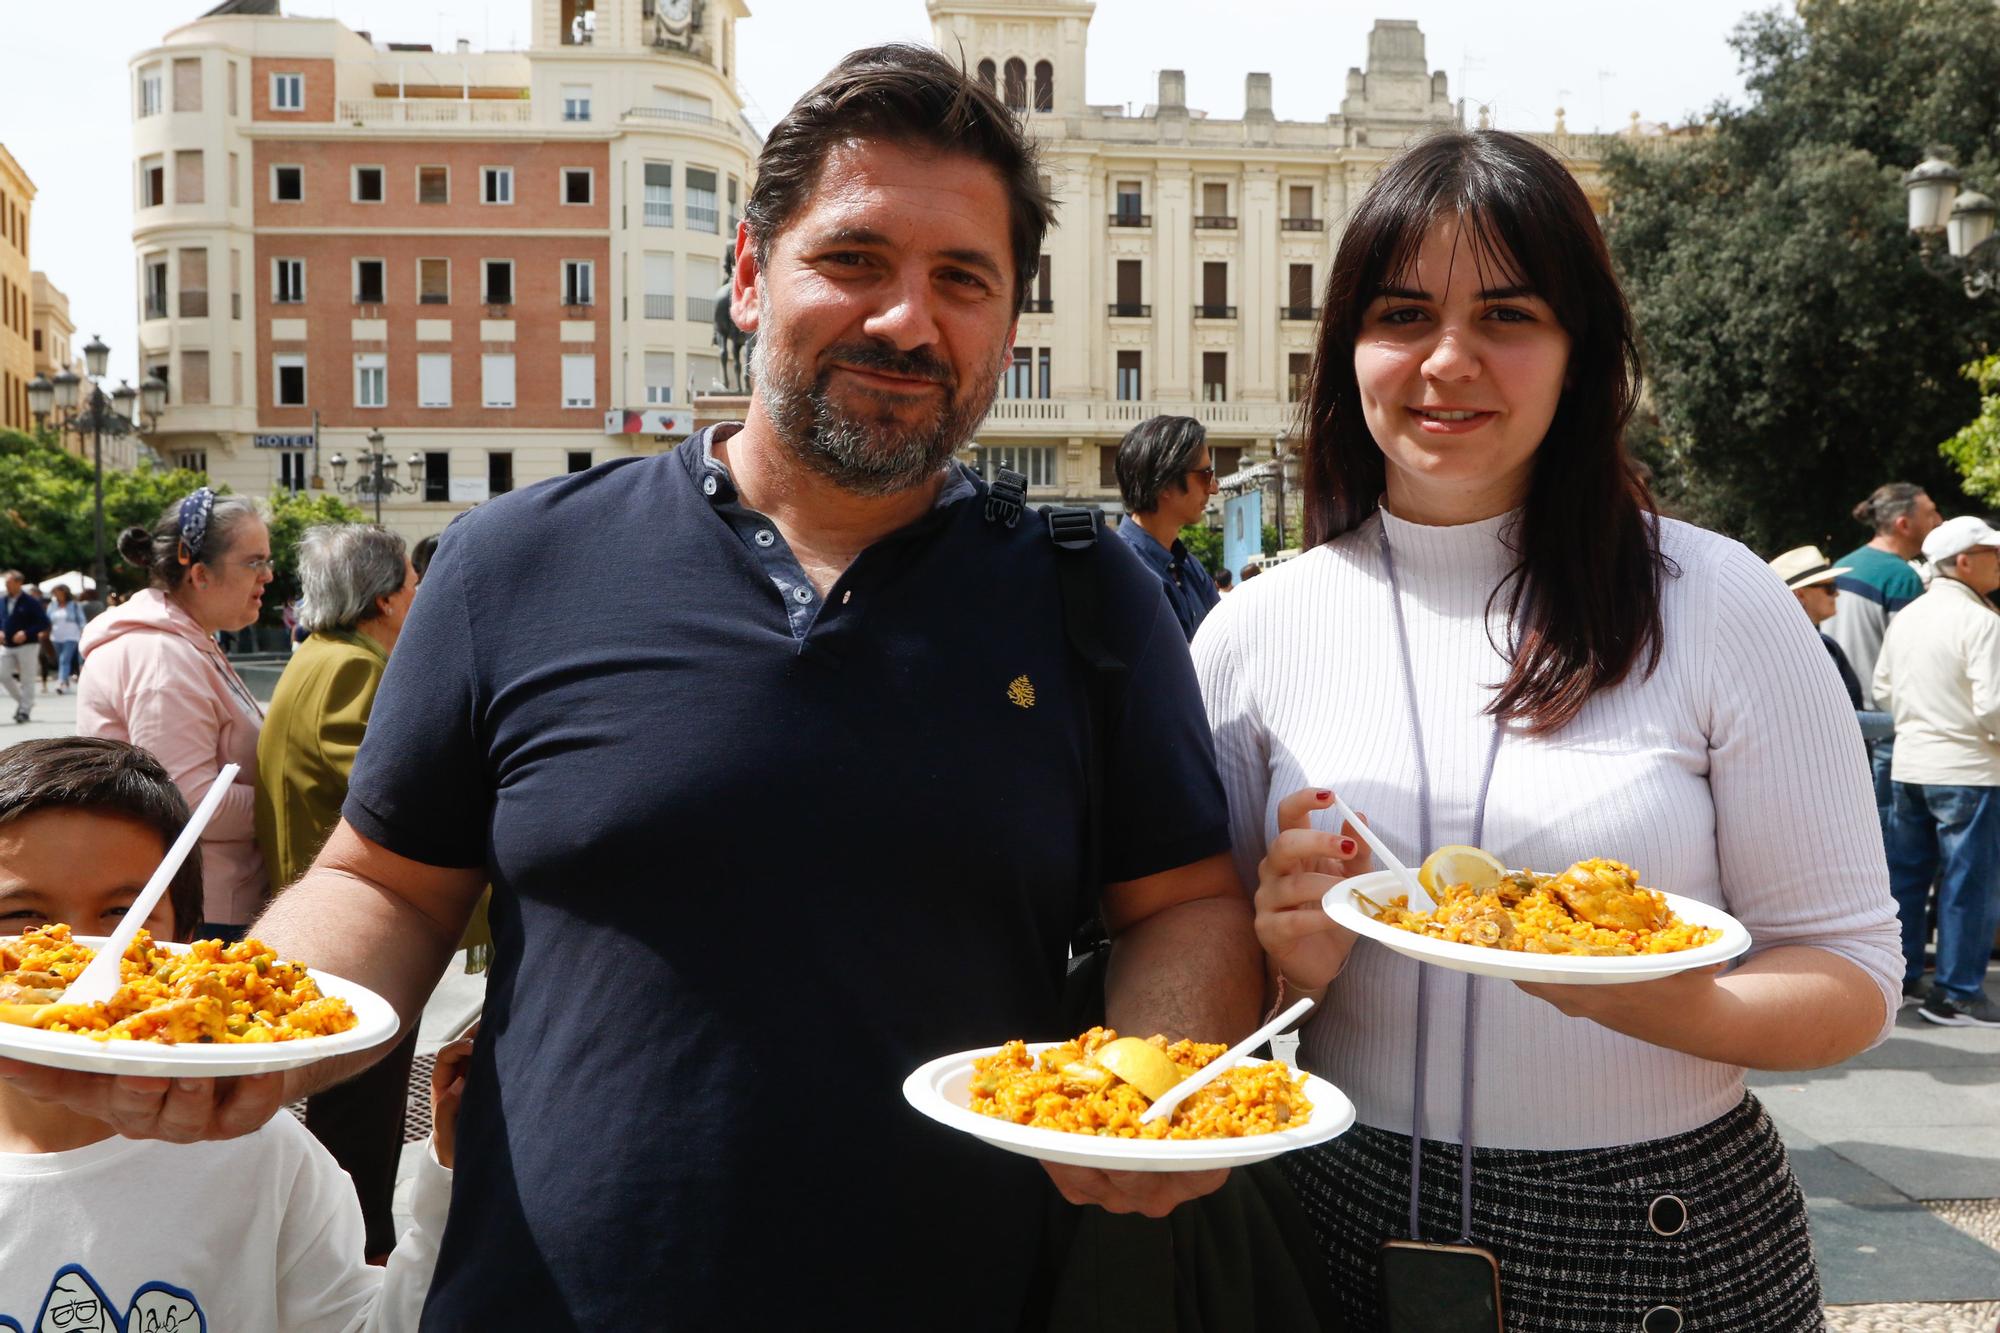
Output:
[133, 0, 755, 539]
[928, 0, 1622, 513]
[0, 144, 34, 436]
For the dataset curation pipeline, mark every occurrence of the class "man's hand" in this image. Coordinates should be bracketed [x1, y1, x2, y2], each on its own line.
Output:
[429, 1023, 478, 1169]
[0, 1057, 291, 1143]
[1041, 1162, 1229, 1217]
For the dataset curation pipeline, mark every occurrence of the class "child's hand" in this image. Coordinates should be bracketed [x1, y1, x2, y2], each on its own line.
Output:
[428, 1023, 478, 1169]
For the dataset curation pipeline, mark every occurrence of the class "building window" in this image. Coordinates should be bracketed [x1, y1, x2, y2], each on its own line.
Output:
[482, 167, 513, 205]
[727, 175, 740, 233]
[274, 257, 305, 304]
[644, 163, 673, 226]
[138, 66, 163, 117]
[1202, 352, 1227, 403]
[1000, 347, 1052, 400]
[567, 450, 593, 473]
[271, 165, 302, 203]
[562, 168, 593, 206]
[143, 258, 169, 320]
[1113, 259, 1143, 316]
[175, 150, 204, 204]
[1202, 181, 1229, 217]
[229, 153, 239, 207]
[418, 353, 452, 408]
[685, 168, 717, 232]
[274, 355, 307, 407]
[354, 354, 386, 408]
[418, 166, 448, 204]
[353, 165, 385, 203]
[644, 254, 674, 319]
[1288, 184, 1314, 221]
[983, 445, 1055, 488]
[1288, 352, 1311, 402]
[279, 451, 308, 492]
[1033, 60, 1053, 111]
[1032, 255, 1052, 312]
[227, 60, 238, 116]
[645, 351, 675, 404]
[976, 59, 996, 92]
[271, 72, 304, 112]
[562, 84, 592, 122]
[172, 449, 207, 474]
[140, 156, 165, 208]
[179, 350, 210, 405]
[173, 57, 203, 112]
[482, 260, 513, 306]
[231, 249, 241, 318]
[1116, 350, 1141, 402]
[562, 260, 594, 307]
[482, 353, 515, 408]
[1212, 446, 1243, 479]
[1287, 263, 1315, 319]
[354, 258, 385, 305]
[423, 451, 449, 501]
[177, 247, 208, 317]
[488, 451, 514, 495]
[1002, 58, 1027, 110]
[561, 354, 595, 409]
[418, 258, 449, 305]
[1199, 261, 1230, 318]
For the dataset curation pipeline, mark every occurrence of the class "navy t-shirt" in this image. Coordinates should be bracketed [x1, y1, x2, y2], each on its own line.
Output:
[343, 431, 1231, 1328]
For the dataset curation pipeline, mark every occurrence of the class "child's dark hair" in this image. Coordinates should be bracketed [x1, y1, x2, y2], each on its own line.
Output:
[0, 738, 202, 941]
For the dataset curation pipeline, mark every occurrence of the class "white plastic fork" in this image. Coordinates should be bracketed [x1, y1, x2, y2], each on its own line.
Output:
[1138, 996, 1316, 1127]
[1330, 794, 1435, 914]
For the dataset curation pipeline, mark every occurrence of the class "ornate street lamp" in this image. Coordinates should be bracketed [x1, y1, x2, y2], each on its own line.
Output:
[30, 336, 162, 596]
[328, 428, 424, 523]
[1905, 153, 2000, 299]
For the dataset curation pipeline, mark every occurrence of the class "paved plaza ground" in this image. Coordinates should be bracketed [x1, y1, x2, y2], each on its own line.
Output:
[10, 677, 2000, 1323]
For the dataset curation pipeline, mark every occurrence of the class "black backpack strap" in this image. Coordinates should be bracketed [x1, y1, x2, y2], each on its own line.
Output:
[985, 466, 1027, 528]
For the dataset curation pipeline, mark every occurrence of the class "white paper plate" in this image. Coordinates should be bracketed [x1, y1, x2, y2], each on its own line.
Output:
[1324, 869, 1752, 986]
[902, 1041, 1355, 1172]
[0, 936, 402, 1078]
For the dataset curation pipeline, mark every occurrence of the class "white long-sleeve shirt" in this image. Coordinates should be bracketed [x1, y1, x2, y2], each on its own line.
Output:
[1193, 507, 1904, 1151]
[1872, 575, 2000, 786]
[0, 1110, 448, 1332]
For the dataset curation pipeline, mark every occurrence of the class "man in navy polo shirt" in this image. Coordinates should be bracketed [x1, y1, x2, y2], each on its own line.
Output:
[1113, 415, 1222, 640]
[0, 44, 1263, 1330]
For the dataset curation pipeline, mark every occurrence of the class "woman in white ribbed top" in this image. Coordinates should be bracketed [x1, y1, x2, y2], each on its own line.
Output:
[1194, 132, 1902, 1332]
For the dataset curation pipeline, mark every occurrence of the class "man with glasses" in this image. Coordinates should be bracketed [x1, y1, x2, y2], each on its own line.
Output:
[1874, 515, 2000, 1026]
[1112, 415, 1222, 640]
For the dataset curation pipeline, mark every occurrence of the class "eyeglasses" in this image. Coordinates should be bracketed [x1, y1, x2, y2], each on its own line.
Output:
[1186, 466, 1216, 485]
[231, 556, 276, 574]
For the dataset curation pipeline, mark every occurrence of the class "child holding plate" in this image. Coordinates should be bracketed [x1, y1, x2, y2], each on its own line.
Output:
[1193, 131, 1901, 1332]
[0, 736, 467, 1331]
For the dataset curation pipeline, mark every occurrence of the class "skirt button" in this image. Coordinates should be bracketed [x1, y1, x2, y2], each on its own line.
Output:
[1641, 1304, 1684, 1333]
[1648, 1193, 1688, 1237]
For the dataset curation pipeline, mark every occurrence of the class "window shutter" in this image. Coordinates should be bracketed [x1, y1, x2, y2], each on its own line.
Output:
[418, 354, 451, 408]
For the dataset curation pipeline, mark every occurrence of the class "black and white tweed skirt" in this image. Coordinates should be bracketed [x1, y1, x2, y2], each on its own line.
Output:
[1284, 1093, 1822, 1332]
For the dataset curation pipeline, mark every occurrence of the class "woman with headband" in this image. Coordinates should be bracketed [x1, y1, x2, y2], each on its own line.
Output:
[77, 488, 274, 937]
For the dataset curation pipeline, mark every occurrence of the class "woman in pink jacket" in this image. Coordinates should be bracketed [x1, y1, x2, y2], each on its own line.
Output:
[78, 488, 273, 934]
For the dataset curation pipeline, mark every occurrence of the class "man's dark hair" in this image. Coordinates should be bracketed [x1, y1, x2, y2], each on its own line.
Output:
[0, 738, 202, 941]
[1114, 415, 1208, 515]
[411, 533, 441, 582]
[1853, 483, 1928, 534]
[743, 43, 1056, 313]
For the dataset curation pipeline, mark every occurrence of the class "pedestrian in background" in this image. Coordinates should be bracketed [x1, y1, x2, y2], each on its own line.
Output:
[1873, 515, 2000, 1026]
[77, 488, 272, 937]
[45, 585, 86, 694]
[1828, 483, 1941, 820]
[0, 572, 49, 724]
[255, 522, 420, 1263]
[1215, 567, 1234, 594]
[1113, 414, 1222, 640]
[1769, 545, 1892, 745]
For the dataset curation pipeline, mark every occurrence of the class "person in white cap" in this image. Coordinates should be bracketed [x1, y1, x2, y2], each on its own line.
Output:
[1872, 514, 2000, 1025]
[1768, 545, 1892, 744]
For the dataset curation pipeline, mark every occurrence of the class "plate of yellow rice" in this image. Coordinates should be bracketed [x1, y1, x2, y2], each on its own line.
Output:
[1324, 867, 1752, 985]
[903, 1026, 1355, 1171]
[0, 926, 400, 1078]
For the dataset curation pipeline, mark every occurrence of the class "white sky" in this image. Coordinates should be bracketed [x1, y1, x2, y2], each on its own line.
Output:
[0, 0, 1763, 388]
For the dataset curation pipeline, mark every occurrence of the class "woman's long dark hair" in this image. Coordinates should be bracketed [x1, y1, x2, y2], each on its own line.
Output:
[1299, 129, 1666, 735]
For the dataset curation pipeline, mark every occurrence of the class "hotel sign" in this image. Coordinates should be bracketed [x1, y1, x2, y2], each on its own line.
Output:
[252, 433, 315, 450]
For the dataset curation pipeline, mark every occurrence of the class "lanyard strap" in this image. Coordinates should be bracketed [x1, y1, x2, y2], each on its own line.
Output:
[1379, 520, 1506, 1244]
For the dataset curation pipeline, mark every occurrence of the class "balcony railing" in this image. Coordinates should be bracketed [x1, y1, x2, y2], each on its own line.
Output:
[685, 204, 720, 233]
[1107, 303, 1150, 317]
[1193, 304, 1237, 319]
[644, 200, 673, 227]
[1281, 305, 1319, 321]
[981, 396, 1295, 435]
[645, 294, 675, 319]
[686, 295, 717, 322]
[1193, 215, 1238, 229]
[1281, 217, 1322, 231]
[1108, 212, 1150, 227]
[1021, 298, 1053, 314]
[337, 99, 532, 126]
[143, 298, 168, 320]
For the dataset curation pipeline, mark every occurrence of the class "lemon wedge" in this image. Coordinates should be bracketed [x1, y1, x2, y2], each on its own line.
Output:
[1418, 845, 1507, 896]
[1091, 1036, 1185, 1102]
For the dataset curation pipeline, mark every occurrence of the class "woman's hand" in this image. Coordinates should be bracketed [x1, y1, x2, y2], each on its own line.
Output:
[1255, 788, 1371, 995]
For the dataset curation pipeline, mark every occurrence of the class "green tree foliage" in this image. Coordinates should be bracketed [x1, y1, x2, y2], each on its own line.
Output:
[1178, 521, 1223, 573]
[0, 429, 211, 585]
[1606, 0, 2000, 553]
[1940, 354, 2000, 500]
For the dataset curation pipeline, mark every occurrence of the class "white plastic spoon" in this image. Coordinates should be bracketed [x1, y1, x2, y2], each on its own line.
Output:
[57, 763, 239, 1009]
[1138, 996, 1315, 1127]
[1330, 794, 1435, 914]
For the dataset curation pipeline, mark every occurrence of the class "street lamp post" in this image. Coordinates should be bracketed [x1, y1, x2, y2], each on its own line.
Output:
[1904, 153, 2000, 299]
[328, 429, 425, 523]
[28, 335, 166, 597]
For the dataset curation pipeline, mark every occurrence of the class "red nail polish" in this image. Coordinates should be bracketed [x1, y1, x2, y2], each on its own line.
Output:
[1315, 790, 1332, 801]
[1339, 837, 1357, 856]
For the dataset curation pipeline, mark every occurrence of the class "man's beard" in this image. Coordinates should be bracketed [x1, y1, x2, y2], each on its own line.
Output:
[752, 316, 1003, 498]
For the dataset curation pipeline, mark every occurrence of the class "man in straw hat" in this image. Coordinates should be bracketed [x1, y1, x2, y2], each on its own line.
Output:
[1768, 544, 1890, 744]
[1873, 516, 2000, 1027]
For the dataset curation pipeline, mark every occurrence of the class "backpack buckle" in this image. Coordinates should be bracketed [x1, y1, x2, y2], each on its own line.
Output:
[984, 467, 1027, 528]
[1045, 507, 1099, 552]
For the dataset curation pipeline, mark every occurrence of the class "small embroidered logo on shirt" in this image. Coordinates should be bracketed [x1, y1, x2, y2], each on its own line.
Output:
[1006, 675, 1037, 709]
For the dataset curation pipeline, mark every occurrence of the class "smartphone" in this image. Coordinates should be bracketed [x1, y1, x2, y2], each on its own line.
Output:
[1379, 1239, 1504, 1333]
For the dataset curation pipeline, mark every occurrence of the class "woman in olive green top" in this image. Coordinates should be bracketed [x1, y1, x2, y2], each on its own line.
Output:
[255, 522, 418, 1261]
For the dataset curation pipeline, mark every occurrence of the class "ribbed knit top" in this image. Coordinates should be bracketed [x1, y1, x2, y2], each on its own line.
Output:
[1193, 507, 1904, 1150]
